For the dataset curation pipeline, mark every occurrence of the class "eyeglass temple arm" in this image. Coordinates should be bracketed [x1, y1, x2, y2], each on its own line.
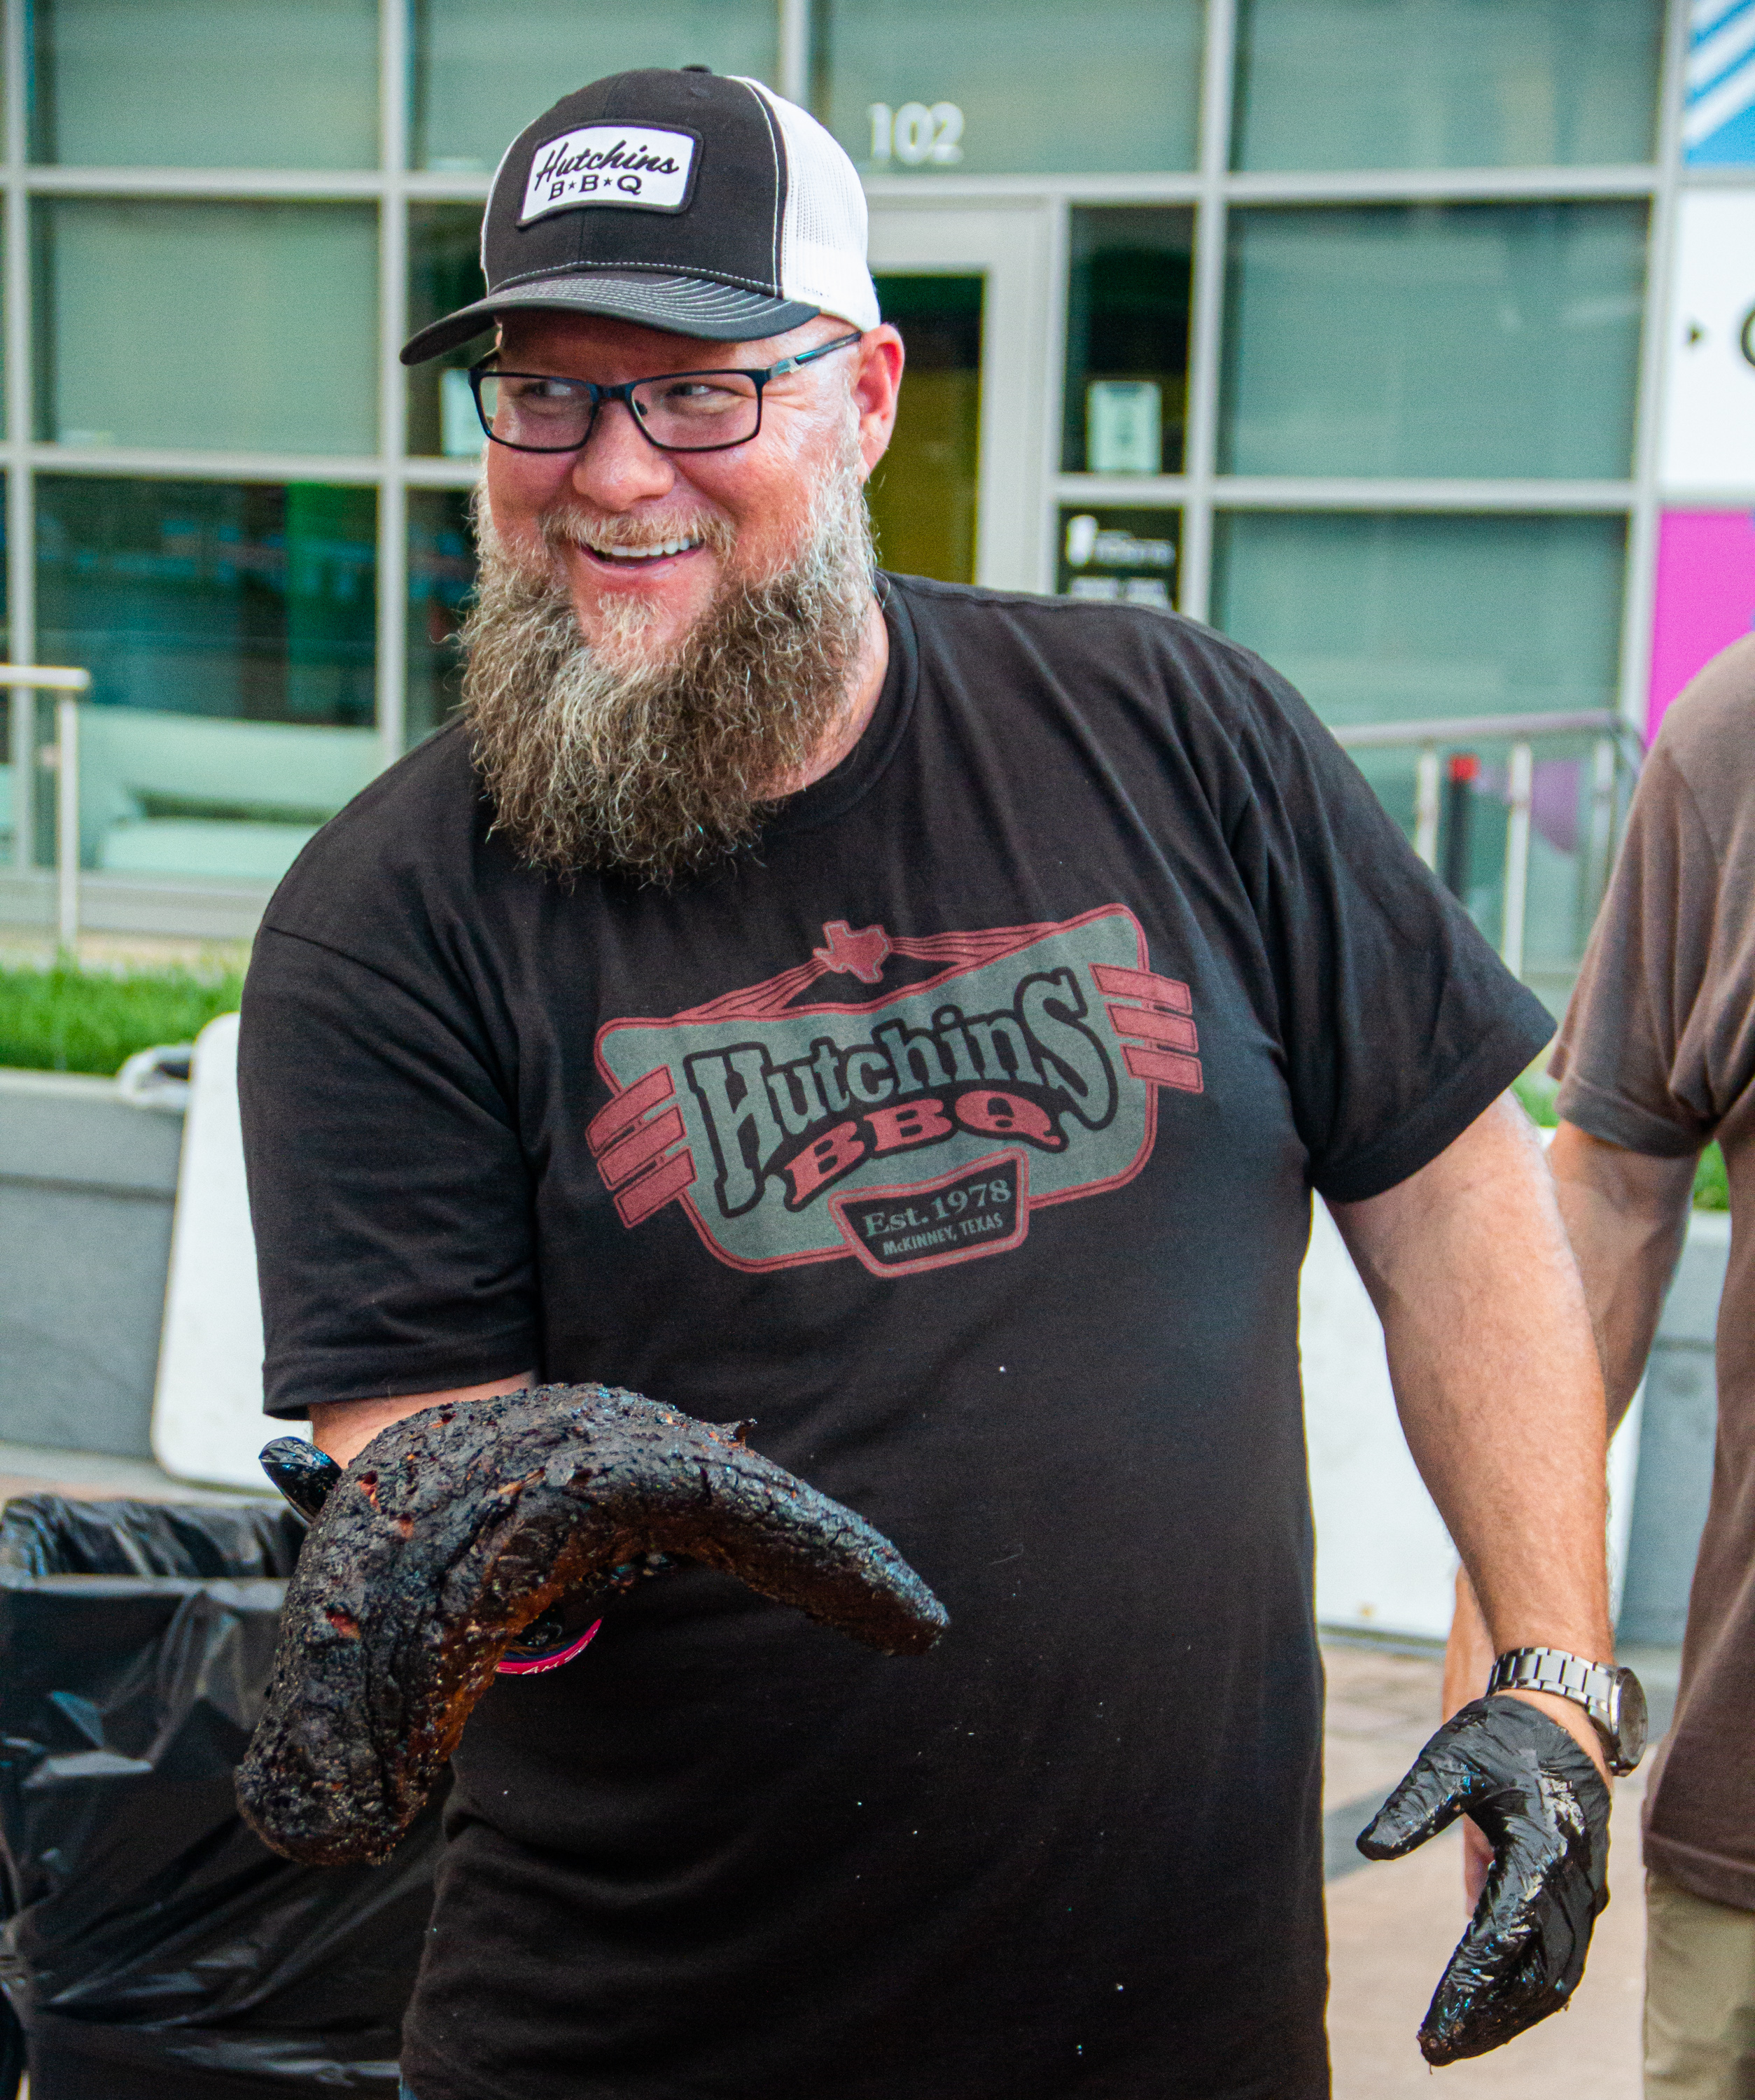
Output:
[767, 330, 866, 380]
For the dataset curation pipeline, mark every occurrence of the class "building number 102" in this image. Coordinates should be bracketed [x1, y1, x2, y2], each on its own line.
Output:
[867, 102, 965, 166]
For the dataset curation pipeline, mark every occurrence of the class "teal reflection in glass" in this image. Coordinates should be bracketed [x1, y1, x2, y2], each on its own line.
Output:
[38, 479, 377, 726]
[1220, 203, 1646, 479]
[36, 201, 377, 454]
[31, 0, 379, 168]
[1210, 511, 1625, 728]
[414, 0, 777, 172]
[819, 0, 1203, 176]
[1062, 210, 1194, 474]
[36, 479, 380, 881]
[407, 489, 476, 746]
[407, 206, 489, 458]
[1233, 0, 1661, 172]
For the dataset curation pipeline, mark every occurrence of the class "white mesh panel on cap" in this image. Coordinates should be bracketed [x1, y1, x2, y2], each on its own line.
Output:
[742, 80, 880, 331]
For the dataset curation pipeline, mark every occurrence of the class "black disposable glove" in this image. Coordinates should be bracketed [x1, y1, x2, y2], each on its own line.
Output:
[1356, 1694, 1610, 2065]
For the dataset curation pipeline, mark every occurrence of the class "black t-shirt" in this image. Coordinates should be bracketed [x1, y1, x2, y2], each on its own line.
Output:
[239, 576, 1551, 2100]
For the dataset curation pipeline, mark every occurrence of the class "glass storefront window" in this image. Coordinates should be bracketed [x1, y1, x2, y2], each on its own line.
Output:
[36, 478, 379, 882]
[1210, 510, 1625, 728]
[36, 202, 379, 455]
[407, 206, 489, 459]
[408, 489, 475, 747]
[1232, 0, 1662, 172]
[1056, 506, 1179, 609]
[869, 274, 982, 584]
[1063, 209, 1193, 476]
[1219, 203, 1646, 480]
[412, 0, 778, 173]
[31, 0, 379, 169]
[818, 0, 1203, 176]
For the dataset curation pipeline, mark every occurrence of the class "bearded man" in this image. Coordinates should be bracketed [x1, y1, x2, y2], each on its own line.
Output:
[239, 67, 1642, 2100]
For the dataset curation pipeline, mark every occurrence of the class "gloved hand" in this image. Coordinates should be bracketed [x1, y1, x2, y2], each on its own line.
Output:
[240, 1385, 948, 1867]
[1356, 1694, 1610, 2064]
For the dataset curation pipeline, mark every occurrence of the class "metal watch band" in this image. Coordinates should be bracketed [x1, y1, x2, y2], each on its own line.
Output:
[1486, 1646, 1646, 1775]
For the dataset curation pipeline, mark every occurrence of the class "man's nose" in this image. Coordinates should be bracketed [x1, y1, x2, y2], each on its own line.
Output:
[567, 398, 678, 509]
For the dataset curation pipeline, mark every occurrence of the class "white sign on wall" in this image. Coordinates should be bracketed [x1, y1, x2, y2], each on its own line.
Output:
[1660, 189, 1755, 492]
[1086, 381, 1163, 476]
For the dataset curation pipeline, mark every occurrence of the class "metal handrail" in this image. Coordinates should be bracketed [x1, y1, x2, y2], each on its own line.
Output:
[4, 666, 95, 948]
[4, 680, 1642, 978]
[1330, 707, 1644, 755]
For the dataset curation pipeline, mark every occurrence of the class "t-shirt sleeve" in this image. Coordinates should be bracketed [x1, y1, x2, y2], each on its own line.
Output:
[1552, 728, 1749, 1158]
[1194, 638, 1555, 1203]
[238, 923, 542, 1419]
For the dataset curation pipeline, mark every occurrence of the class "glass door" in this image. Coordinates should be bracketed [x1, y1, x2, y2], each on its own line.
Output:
[865, 273, 982, 584]
[865, 203, 1054, 593]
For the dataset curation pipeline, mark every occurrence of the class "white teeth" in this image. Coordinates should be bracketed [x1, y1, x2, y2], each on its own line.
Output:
[592, 538, 699, 562]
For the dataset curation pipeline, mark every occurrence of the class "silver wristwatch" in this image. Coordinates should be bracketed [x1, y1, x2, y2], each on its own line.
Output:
[1485, 1646, 1649, 1776]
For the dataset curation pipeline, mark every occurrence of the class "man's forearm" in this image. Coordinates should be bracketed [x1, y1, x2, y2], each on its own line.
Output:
[311, 1371, 537, 1465]
[1547, 1121, 1695, 1432]
[1330, 1096, 1612, 1764]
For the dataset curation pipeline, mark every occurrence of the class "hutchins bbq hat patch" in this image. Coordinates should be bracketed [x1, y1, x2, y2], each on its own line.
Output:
[587, 907, 1205, 1278]
[519, 126, 699, 220]
[400, 67, 881, 362]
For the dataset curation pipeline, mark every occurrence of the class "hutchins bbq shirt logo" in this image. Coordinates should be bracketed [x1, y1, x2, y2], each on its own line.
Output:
[588, 906, 1201, 1276]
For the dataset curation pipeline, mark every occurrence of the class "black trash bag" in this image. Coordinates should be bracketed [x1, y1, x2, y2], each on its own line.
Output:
[0, 1495, 444, 2100]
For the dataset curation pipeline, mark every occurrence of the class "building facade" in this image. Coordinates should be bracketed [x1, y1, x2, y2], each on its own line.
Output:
[0, 0, 1742, 1015]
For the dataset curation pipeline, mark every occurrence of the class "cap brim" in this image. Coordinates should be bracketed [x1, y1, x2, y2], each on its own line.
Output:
[400, 272, 820, 364]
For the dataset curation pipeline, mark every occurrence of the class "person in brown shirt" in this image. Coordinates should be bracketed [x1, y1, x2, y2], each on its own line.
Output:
[1535, 634, 1755, 2094]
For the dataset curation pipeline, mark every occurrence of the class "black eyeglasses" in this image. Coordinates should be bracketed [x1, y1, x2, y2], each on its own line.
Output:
[469, 330, 865, 456]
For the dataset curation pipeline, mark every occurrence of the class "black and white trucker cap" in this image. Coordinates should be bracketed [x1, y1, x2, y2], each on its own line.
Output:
[400, 68, 880, 363]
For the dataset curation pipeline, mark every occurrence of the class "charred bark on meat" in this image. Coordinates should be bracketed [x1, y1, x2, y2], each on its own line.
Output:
[237, 1385, 947, 1866]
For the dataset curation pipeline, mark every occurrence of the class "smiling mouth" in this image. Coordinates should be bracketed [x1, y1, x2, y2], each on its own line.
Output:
[579, 537, 704, 566]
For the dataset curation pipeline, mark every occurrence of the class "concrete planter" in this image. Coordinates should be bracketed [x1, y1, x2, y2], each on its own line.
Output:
[0, 1068, 182, 1456]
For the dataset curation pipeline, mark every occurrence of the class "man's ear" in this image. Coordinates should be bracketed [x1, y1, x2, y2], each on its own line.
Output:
[851, 325, 905, 482]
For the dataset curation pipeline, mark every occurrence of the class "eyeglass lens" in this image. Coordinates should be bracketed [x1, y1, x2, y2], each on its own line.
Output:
[477, 370, 763, 453]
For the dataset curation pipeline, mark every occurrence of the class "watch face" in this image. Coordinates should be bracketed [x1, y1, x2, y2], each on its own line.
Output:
[1613, 1667, 1649, 1772]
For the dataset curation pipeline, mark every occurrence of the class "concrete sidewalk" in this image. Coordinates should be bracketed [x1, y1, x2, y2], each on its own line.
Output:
[1325, 1641, 1647, 2096]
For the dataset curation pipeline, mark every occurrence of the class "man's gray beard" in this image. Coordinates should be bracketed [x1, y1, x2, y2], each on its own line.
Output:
[461, 438, 876, 884]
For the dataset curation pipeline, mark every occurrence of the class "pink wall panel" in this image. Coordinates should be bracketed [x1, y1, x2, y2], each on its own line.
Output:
[1649, 509, 1755, 739]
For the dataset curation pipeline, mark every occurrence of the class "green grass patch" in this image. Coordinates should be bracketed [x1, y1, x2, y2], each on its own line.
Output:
[0, 960, 243, 1076]
[1694, 1143, 1730, 1212]
[1512, 1070, 1560, 1128]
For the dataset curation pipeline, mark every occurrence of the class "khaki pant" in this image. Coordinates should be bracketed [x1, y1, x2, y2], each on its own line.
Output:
[1648, 1868, 1755, 2097]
